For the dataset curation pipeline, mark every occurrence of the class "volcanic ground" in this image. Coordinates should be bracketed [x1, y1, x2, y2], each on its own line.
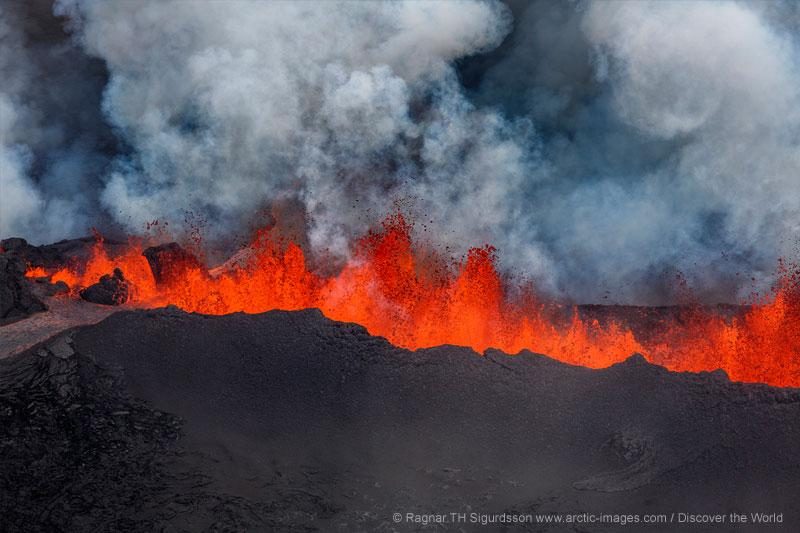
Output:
[1, 240, 799, 532]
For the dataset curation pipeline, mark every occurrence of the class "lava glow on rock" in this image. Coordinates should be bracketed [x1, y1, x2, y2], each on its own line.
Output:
[27, 214, 800, 388]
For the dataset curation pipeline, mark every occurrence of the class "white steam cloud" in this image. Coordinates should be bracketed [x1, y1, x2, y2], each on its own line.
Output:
[474, 0, 800, 302]
[52, 0, 553, 275]
[1, 0, 110, 242]
[2, 0, 800, 304]
[580, 0, 800, 300]
[0, 6, 45, 238]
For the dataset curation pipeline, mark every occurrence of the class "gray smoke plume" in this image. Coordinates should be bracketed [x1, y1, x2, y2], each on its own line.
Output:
[0, 0, 112, 242]
[466, 0, 800, 302]
[2, 0, 799, 304]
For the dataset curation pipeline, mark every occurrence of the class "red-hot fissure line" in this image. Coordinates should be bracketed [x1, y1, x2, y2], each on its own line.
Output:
[27, 214, 800, 388]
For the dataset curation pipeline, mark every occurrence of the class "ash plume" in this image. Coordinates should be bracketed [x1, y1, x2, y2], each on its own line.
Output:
[2, 0, 800, 304]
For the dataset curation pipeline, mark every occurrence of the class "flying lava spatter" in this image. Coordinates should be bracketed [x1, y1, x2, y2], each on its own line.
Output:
[26, 214, 800, 387]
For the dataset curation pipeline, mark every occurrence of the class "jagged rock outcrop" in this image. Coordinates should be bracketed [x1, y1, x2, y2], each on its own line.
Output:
[0, 333, 185, 532]
[0, 252, 46, 324]
[142, 243, 205, 285]
[0, 236, 128, 323]
[79, 268, 130, 306]
[0, 236, 125, 271]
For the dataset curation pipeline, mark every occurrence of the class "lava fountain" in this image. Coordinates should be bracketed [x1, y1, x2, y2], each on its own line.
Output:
[26, 214, 800, 388]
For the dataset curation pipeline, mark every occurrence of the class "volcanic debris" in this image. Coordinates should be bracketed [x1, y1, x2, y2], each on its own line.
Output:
[0, 240, 47, 324]
[0, 236, 124, 270]
[0, 334, 184, 532]
[142, 242, 205, 285]
[79, 268, 131, 306]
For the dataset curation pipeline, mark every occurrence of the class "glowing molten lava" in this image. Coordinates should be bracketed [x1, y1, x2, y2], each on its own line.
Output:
[24, 266, 48, 278]
[28, 215, 800, 387]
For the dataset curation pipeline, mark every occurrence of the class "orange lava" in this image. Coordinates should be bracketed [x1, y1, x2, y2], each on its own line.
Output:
[24, 266, 48, 278]
[26, 214, 800, 387]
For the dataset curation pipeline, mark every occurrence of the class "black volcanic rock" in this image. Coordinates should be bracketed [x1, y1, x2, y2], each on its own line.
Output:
[0, 252, 46, 324]
[0, 237, 28, 253]
[142, 242, 205, 285]
[1, 308, 798, 531]
[0, 236, 125, 270]
[0, 334, 183, 532]
[79, 268, 130, 306]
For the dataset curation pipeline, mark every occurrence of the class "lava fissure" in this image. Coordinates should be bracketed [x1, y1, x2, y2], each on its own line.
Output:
[24, 215, 800, 388]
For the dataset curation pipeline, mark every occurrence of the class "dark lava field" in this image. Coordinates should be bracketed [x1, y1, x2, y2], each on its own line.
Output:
[1, 306, 798, 532]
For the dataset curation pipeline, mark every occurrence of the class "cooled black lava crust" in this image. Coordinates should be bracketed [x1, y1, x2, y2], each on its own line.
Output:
[1, 307, 799, 532]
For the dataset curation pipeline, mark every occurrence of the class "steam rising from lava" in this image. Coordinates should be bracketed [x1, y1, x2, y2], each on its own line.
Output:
[2, 0, 800, 304]
[27, 214, 800, 387]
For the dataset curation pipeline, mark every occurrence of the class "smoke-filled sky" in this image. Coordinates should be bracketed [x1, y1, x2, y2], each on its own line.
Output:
[1, 0, 799, 304]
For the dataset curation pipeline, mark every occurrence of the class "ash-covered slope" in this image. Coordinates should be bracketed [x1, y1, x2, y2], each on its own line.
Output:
[1, 308, 799, 532]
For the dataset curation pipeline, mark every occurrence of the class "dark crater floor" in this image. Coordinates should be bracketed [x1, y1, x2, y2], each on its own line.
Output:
[1, 307, 799, 532]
